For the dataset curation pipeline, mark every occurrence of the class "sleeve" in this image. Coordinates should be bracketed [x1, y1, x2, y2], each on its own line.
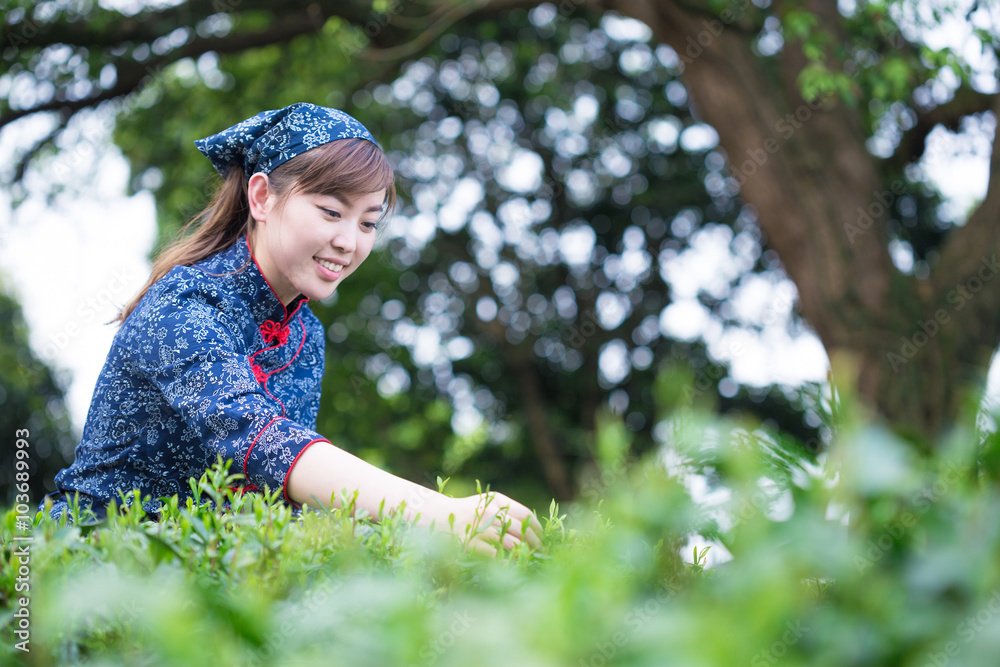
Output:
[132, 282, 328, 508]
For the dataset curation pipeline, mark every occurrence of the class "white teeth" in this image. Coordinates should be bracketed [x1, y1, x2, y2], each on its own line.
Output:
[316, 258, 343, 273]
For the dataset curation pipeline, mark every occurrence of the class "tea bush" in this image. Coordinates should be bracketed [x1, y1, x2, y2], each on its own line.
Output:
[4, 374, 1000, 667]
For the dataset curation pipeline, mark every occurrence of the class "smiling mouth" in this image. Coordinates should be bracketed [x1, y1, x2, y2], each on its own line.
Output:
[315, 258, 345, 273]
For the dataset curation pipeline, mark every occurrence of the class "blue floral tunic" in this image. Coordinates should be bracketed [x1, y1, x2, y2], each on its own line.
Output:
[39, 235, 330, 521]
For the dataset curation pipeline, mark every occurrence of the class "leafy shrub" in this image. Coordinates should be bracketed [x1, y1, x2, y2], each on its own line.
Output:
[4, 370, 1000, 667]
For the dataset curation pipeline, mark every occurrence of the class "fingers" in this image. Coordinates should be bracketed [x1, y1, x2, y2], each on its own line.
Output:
[466, 525, 520, 556]
[463, 491, 545, 553]
[489, 514, 542, 552]
[520, 519, 544, 550]
[501, 497, 544, 538]
[466, 536, 497, 558]
[492, 512, 542, 551]
[487, 498, 544, 550]
[498, 528, 522, 551]
[520, 513, 544, 548]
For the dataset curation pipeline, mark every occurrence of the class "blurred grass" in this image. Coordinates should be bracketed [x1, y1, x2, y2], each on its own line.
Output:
[4, 366, 1000, 666]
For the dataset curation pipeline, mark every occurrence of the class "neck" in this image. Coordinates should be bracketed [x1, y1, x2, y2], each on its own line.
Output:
[247, 231, 299, 308]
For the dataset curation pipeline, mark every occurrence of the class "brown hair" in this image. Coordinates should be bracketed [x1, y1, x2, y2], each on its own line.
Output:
[112, 138, 396, 326]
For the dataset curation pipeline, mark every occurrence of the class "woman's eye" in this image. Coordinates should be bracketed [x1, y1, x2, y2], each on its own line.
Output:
[362, 221, 379, 231]
[321, 208, 340, 218]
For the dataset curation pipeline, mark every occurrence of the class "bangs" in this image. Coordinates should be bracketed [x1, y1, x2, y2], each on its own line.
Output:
[276, 138, 397, 219]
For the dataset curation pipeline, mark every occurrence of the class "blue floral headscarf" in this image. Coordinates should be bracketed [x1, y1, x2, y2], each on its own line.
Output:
[193, 102, 378, 178]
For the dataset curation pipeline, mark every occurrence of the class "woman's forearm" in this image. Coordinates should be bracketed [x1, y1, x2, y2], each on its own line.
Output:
[286, 440, 546, 555]
[286, 440, 448, 527]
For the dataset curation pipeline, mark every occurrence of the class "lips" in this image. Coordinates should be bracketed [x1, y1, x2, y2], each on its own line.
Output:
[315, 257, 345, 272]
[314, 257, 347, 281]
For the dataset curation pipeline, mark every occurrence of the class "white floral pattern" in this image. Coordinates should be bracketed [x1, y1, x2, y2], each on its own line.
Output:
[40, 236, 329, 522]
[193, 102, 377, 177]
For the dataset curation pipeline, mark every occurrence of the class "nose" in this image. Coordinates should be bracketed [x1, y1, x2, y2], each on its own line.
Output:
[330, 225, 356, 254]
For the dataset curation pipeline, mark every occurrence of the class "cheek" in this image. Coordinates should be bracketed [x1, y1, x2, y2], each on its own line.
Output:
[350, 255, 369, 274]
[294, 234, 319, 261]
[359, 239, 378, 261]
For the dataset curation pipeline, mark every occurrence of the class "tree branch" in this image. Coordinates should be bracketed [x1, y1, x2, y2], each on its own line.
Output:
[932, 93, 1000, 309]
[1, 11, 328, 130]
[1, 0, 354, 51]
[1, 0, 549, 179]
[361, 0, 494, 62]
[12, 110, 71, 183]
[671, 0, 766, 35]
[362, 0, 559, 61]
[893, 88, 999, 168]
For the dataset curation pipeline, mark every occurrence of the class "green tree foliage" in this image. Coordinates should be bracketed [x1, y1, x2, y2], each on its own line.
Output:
[0, 278, 75, 506]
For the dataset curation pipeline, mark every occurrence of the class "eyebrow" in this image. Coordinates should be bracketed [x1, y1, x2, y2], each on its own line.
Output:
[317, 195, 383, 214]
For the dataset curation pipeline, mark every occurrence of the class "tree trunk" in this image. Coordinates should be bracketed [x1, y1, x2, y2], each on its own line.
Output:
[601, 0, 1000, 440]
[507, 354, 575, 501]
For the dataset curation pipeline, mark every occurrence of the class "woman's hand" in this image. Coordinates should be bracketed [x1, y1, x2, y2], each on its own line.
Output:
[426, 491, 544, 557]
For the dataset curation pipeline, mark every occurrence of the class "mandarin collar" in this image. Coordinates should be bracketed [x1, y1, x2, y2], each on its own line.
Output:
[201, 235, 308, 330]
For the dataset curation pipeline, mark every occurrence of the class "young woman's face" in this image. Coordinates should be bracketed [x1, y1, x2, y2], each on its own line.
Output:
[249, 174, 386, 306]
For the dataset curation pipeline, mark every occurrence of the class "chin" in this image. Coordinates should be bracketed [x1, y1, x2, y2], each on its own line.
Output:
[314, 284, 339, 301]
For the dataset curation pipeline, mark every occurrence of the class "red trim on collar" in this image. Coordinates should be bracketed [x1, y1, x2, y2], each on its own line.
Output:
[283, 294, 308, 327]
[247, 313, 307, 399]
[244, 236, 310, 327]
[269, 316, 308, 378]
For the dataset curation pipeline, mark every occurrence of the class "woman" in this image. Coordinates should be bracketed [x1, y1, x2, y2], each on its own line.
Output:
[39, 103, 542, 556]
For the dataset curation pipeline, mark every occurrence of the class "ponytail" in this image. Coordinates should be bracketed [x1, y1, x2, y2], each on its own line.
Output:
[111, 167, 254, 326]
